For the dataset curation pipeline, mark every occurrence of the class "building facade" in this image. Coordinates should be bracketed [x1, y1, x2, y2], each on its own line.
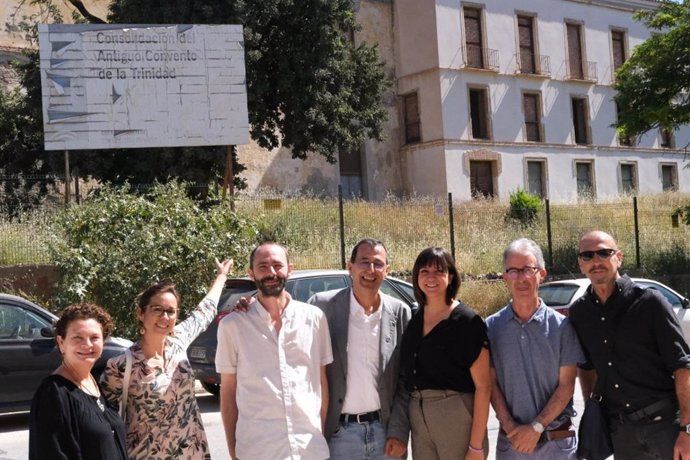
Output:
[2, 0, 688, 201]
[391, 0, 689, 201]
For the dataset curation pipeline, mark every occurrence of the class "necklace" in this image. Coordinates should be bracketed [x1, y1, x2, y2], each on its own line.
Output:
[63, 361, 105, 412]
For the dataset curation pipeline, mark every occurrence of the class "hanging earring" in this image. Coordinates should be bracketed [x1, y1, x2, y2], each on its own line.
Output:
[139, 326, 146, 335]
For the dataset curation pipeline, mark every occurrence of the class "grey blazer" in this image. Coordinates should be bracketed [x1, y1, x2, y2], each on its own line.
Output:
[308, 287, 411, 440]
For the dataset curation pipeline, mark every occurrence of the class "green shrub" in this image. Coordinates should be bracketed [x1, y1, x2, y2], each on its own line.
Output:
[48, 182, 258, 338]
[507, 189, 543, 227]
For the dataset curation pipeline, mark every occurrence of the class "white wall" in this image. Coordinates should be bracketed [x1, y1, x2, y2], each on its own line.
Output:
[396, 0, 690, 202]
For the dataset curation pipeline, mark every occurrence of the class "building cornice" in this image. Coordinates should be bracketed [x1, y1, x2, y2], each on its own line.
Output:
[561, 0, 659, 13]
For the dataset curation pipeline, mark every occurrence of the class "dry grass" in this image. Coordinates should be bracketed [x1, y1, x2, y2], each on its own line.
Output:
[234, 192, 690, 277]
[2, 192, 689, 280]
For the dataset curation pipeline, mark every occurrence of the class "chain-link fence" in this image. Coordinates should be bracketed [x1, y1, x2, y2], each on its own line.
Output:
[1, 176, 689, 278]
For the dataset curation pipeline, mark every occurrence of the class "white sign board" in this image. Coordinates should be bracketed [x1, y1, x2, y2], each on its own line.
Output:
[38, 24, 249, 150]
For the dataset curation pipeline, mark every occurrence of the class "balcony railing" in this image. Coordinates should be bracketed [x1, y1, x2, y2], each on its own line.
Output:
[516, 54, 551, 77]
[567, 60, 598, 82]
[465, 46, 500, 71]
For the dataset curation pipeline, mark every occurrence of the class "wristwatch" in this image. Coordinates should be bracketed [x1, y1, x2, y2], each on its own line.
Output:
[681, 424, 690, 435]
[531, 421, 545, 434]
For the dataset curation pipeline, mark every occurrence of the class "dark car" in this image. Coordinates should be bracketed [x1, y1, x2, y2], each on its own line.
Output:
[187, 269, 416, 395]
[0, 293, 132, 414]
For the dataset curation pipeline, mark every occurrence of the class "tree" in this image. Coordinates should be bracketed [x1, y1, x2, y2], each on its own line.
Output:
[48, 181, 258, 337]
[0, 0, 390, 193]
[614, 0, 690, 141]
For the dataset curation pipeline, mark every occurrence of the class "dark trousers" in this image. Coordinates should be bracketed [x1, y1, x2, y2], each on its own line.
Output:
[607, 405, 679, 460]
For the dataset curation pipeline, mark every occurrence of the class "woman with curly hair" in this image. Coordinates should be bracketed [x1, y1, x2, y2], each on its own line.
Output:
[29, 303, 127, 460]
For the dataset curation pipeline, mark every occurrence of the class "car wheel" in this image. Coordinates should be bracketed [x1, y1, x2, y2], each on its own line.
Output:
[201, 381, 220, 396]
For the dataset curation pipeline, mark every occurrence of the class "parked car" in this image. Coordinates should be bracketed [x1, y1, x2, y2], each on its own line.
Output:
[0, 293, 132, 414]
[538, 277, 690, 340]
[188, 269, 416, 395]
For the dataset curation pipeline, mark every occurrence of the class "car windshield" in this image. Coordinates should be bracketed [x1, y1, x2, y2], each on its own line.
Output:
[538, 284, 581, 307]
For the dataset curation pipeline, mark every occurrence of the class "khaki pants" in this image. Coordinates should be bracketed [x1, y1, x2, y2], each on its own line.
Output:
[409, 389, 488, 460]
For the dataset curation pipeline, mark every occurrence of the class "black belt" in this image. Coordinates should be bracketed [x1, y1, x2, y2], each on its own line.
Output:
[340, 411, 380, 424]
[611, 399, 677, 424]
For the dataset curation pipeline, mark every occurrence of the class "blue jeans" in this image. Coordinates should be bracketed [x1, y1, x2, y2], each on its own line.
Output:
[328, 419, 394, 460]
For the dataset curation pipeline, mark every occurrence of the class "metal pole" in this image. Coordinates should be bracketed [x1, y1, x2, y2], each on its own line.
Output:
[633, 196, 640, 268]
[223, 145, 236, 210]
[448, 193, 456, 261]
[64, 150, 70, 205]
[73, 168, 80, 205]
[545, 199, 553, 269]
[338, 185, 346, 269]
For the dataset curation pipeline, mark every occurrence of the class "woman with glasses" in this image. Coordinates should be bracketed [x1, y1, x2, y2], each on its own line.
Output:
[30, 304, 127, 460]
[386, 247, 490, 459]
[101, 258, 233, 460]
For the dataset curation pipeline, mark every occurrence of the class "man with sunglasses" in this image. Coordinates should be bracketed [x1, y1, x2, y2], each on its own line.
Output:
[486, 238, 584, 459]
[308, 238, 412, 459]
[569, 230, 690, 459]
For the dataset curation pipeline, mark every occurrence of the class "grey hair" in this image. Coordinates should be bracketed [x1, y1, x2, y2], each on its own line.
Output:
[502, 238, 546, 269]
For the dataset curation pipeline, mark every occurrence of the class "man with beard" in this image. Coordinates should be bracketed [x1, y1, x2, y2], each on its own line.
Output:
[216, 242, 333, 460]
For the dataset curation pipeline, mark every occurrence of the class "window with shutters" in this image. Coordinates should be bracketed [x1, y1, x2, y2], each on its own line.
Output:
[611, 30, 626, 72]
[339, 146, 363, 198]
[571, 97, 590, 145]
[518, 16, 537, 74]
[464, 7, 484, 68]
[576, 161, 595, 198]
[619, 163, 637, 194]
[523, 93, 542, 142]
[470, 160, 495, 198]
[661, 164, 678, 192]
[567, 23, 584, 79]
[526, 160, 547, 198]
[403, 93, 420, 144]
[660, 126, 674, 148]
[469, 88, 490, 140]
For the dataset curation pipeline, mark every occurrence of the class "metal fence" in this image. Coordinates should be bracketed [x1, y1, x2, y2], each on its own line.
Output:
[1, 177, 689, 277]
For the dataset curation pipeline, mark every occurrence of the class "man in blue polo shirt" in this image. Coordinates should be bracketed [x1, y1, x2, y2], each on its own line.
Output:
[486, 238, 584, 459]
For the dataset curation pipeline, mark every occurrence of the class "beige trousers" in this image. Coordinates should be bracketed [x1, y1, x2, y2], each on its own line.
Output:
[409, 389, 489, 460]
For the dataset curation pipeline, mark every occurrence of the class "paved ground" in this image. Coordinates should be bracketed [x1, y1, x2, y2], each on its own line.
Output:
[0, 380, 586, 459]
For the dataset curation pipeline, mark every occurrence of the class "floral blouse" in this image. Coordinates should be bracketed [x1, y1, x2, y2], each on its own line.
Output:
[101, 298, 217, 460]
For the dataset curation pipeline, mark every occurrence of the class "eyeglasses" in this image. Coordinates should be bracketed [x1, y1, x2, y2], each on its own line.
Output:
[504, 266, 540, 280]
[355, 261, 387, 272]
[147, 305, 178, 317]
[578, 248, 617, 261]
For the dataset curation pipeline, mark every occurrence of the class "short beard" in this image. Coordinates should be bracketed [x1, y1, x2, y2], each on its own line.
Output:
[255, 275, 286, 297]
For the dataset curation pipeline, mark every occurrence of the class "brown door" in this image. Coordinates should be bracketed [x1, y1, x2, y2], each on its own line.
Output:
[470, 160, 494, 198]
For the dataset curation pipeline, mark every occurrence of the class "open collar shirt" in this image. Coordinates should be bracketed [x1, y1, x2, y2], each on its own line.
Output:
[341, 290, 382, 415]
[486, 300, 584, 427]
[569, 275, 690, 412]
[216, 298, 333, 460]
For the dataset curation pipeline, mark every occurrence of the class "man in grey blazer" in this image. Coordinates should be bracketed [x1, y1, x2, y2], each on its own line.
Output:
[308, 238, 412, 460]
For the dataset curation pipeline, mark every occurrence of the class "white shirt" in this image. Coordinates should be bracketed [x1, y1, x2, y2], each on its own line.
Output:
[341, 291, 382, 414]
[216, 298, 333, 460]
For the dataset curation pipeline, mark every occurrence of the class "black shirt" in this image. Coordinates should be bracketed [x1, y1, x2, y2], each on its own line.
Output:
[569, 275, 690, 412]
[29, 374, 127, 460]
[400, 301, 489, 393]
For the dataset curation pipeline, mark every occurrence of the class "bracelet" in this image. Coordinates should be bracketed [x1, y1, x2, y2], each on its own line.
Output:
[468, 444, 483, 453]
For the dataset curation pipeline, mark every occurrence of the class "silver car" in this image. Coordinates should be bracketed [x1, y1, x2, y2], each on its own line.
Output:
[538, 277, 690, 341]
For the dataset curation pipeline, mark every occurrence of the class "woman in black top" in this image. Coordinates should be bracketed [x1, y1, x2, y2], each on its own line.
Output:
[386, 247, 491, 460]
[29, 303, 127, 460]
